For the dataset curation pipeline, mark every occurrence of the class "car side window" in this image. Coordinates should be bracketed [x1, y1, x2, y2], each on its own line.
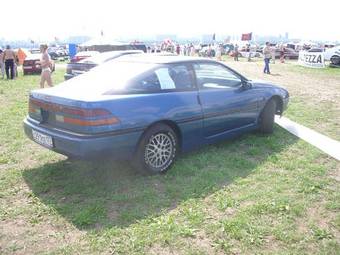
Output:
[128, 72, 161, 92]
[193, 63, 242, 89]
[128, 65, 193, 93]
[166, 65, 194, 90]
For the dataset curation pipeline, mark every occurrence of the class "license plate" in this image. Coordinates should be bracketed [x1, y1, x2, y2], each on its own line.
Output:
[32, 130, 53, 148]
[23, 66, 32, 69]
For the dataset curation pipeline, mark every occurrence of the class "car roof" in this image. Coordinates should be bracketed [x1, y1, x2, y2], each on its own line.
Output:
[76, 51, 100, 56]
[79, 50, 143, 64]
[116, 54, 218, 64]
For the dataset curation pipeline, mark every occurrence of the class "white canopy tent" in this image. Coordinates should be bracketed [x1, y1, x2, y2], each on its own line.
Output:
[79, 36, 133, 52]
[80, 36, 126, 47]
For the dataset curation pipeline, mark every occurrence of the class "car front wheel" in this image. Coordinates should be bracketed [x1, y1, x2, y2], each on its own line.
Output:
[259, 99, 277, 134]
[330, 55, 340, 65]
[133, 124, 178, 174]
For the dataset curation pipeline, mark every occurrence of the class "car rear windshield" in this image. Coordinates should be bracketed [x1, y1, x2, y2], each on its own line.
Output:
[55, 61, 158, 96]
[105, 62, 195, 94]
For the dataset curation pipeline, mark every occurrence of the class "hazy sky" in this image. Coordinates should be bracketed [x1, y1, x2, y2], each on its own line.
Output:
[3, 0, 340, 41]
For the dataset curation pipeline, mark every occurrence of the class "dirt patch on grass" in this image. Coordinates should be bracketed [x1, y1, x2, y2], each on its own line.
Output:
[0, 218, 85, 255]
[296, 200, 339, 239]
[148, 244, 180, 255]
[329, 165, 340, 182]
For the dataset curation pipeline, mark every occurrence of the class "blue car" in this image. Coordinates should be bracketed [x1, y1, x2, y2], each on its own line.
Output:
[24, 56, 289, 174]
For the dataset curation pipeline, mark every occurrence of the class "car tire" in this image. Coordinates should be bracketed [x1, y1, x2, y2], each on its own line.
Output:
[330, 55, 340, 65]
[259, 99, 276, 134]
[133, 123, 178, 174]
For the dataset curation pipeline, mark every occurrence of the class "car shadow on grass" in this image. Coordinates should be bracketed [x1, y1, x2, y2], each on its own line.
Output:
[23, 126, 298, 230]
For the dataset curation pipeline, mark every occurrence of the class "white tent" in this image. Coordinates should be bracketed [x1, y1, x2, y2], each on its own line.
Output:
[80, 36, 126, 47]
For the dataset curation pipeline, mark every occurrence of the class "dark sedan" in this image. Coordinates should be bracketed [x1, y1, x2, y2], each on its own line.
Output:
[24, 56, 289, 174]
[64, 50, 143, 80]
[275, 48, 299, 59]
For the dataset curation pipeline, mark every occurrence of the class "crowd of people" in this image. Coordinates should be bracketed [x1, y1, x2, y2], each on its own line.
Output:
[0, 40, 294, 89]
[0, 44, 53, 88]
[149, 41, 287, 75]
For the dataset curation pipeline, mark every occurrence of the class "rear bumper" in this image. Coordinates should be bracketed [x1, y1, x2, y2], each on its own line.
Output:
[23, 66, 41, 73]
[23, 117, 143, 160]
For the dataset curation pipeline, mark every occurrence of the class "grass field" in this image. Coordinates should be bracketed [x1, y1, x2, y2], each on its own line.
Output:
[0, 63, 339, 254]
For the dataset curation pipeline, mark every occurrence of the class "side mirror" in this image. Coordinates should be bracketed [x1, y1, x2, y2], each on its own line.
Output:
[242, 80, 252, 90]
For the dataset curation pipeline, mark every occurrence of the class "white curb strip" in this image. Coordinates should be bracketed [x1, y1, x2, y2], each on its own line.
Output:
[275, 116, 340, 161]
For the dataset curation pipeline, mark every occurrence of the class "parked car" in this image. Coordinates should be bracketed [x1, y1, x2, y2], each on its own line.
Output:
[23, 52, 55, 75]
[130, 43, 147, 53]
[307, 48, 324, 53]
[48, 47, 68, 60]
[330, 55, 340, 66]
[47, 48, 59, 60]
[65, 50, 143, 80]
[324, 46, 340, 61]
[24, 56, 289, 174]
[199, 45, 215, 57]
[70, 51, 99, 63]
[275, 48, 299, 59]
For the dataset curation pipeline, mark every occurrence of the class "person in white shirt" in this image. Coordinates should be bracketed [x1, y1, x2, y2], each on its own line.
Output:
[263, 42, 271, 74]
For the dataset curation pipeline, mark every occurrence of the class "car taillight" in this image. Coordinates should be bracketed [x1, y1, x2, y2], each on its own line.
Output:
[56, 115, 119, 126]
[29, 98, 119, 126]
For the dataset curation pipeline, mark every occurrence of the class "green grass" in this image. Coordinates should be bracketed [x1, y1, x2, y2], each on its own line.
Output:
[0, 67, 339, 254]
[286, 63, 340, 76]
[284, 97, 340, 140]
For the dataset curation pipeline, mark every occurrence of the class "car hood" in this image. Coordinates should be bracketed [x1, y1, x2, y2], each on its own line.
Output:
[25, 54, 41, 61]
[250, 79, 289, 97]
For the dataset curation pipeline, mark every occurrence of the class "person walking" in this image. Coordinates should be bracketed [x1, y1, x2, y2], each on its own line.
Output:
[263, 42, 271, 74]
[216, 44, 222, 61]
[190, 44, 195, 56]
[0, 50, 5, 79]
[176, 44, 180, 55]
[2, 45, 16, 79]
[234, 44, 239, 61]
[39, 44, 53, 88]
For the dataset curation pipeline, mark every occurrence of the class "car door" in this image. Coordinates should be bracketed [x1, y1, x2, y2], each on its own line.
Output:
[122, 63, 204, 151]
[193, 62, 260, 138]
